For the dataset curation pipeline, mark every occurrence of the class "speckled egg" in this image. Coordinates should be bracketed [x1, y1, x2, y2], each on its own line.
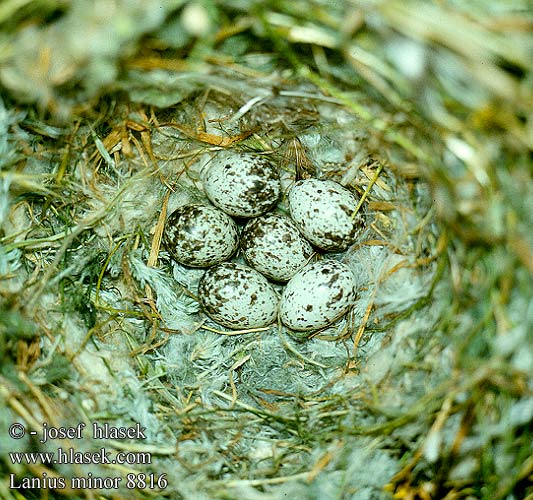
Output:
[280, 259, 356, 331]
[241, 213, 314, 282]
[163, 204, 239, 267]
[288, 179, 364, 251]
[198, 262, 279, 329]
[203, 151, 281, 217]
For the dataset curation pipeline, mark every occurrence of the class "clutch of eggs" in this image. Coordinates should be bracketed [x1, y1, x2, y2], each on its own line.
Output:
[163, 151, 363, 331]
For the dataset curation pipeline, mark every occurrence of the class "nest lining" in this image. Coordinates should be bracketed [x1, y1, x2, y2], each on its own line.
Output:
[1, 75, 442, 499]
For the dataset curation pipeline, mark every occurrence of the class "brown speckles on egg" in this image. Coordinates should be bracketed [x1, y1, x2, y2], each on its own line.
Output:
[163, 204, 239, 267]
[203, 151, 281, 217]
[288, 179, 364, 251]
[198, 262, 279, 329]
[242, 213, 314, 282]
[280, 260, 356, 331]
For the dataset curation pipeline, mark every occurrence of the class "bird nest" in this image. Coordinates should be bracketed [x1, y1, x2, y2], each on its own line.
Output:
[0, 2, 531, 500]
